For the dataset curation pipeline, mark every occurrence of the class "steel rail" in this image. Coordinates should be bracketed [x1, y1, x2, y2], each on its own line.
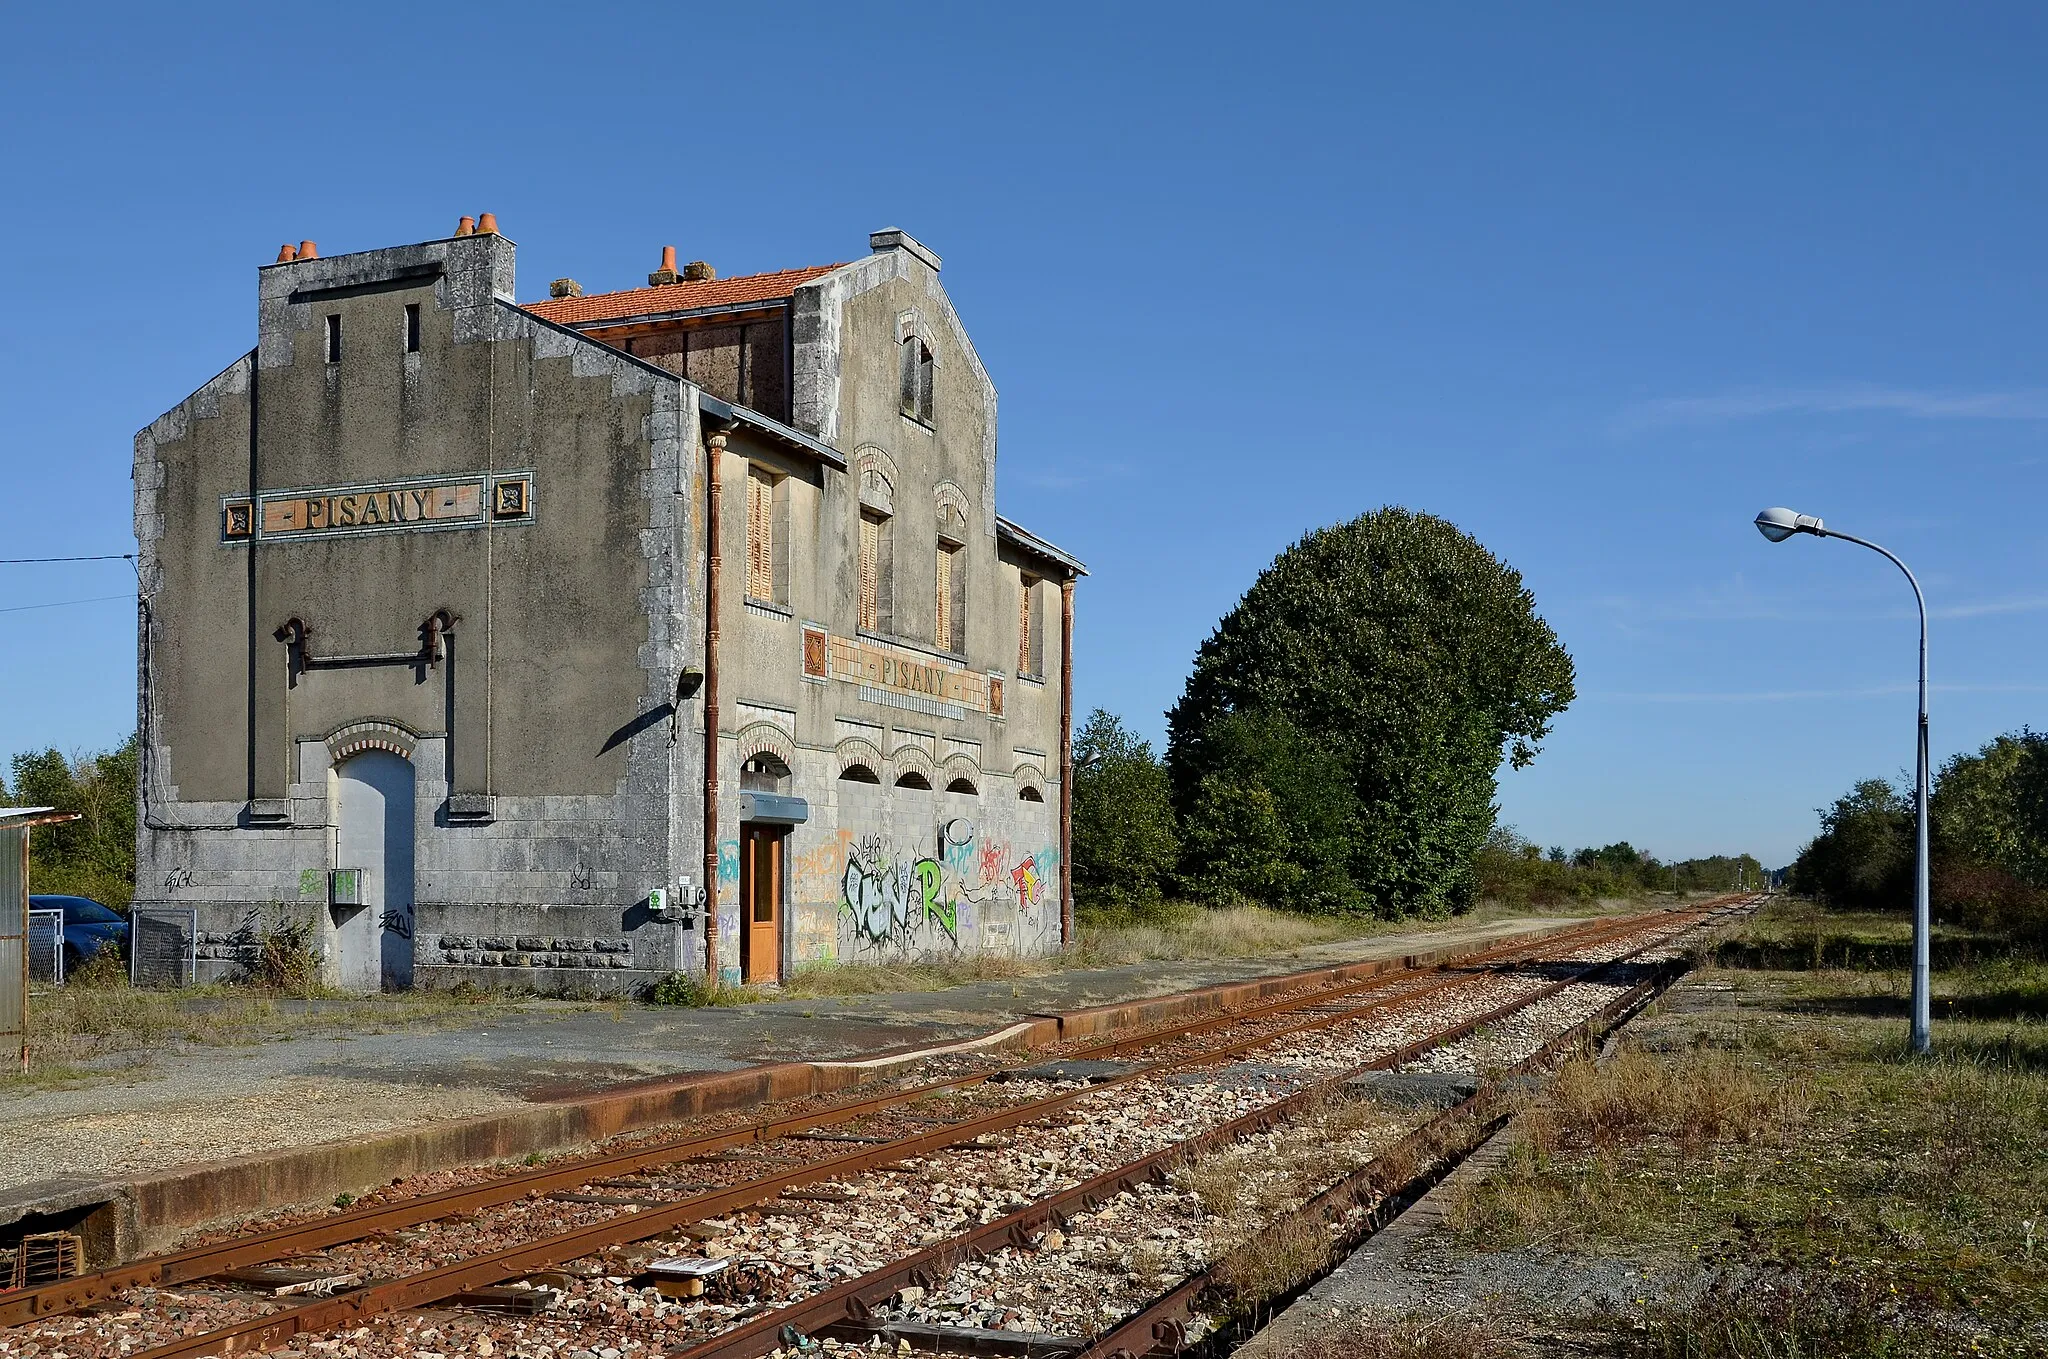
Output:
[108, 908, 1728, 1359]
[3, 905, 1680, 1326]
[1077, 900, 1761, 1359]
[657, 904, 1747, 1359]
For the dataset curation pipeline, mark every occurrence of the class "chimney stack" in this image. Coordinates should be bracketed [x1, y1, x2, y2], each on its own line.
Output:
[682, 260, 715, 282]
[550, 278, 584, 299]
[648, 245, 683, 286]
[455, 216, 476, 237]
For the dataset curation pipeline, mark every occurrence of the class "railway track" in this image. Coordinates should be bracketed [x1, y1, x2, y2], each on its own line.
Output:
[0, 899, 1752, 1359]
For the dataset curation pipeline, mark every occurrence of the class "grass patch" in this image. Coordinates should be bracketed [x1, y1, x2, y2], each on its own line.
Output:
[20, 979, 564, 1079]
[1444, 897, 2048, 1351]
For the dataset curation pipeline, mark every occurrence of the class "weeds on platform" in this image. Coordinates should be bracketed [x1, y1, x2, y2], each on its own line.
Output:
[1447, 899, 2048, 1349]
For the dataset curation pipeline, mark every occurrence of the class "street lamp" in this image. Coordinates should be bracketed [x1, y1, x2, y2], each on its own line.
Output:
[1752, 507, 1931, 1054]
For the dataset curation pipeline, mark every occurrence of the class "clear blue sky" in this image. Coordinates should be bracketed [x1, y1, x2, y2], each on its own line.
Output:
[3, 4, 2044, 868]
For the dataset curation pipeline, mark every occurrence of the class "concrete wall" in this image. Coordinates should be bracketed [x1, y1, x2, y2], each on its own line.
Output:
[135, 232, 705, 993]
[705, 233, 1066, 977]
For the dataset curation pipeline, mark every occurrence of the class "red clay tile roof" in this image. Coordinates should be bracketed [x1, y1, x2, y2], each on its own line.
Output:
[524, 263, 846, 326]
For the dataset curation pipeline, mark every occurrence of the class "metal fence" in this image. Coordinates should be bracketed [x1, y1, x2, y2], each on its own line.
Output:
[129, 907, 198, 989]
[27, 909, 62, 985]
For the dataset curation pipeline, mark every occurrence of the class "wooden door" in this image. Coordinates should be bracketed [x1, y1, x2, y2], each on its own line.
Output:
[740, 826, 783, 984]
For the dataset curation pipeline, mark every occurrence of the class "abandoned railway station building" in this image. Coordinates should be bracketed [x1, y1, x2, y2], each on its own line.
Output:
[133, 219, 1083, 992]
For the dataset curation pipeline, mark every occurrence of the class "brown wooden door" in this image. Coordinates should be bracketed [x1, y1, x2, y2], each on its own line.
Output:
[740, 826, 782, 985]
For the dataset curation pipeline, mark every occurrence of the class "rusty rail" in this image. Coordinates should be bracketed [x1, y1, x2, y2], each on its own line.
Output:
[1076, 899, 1759, 1359]
[619, 906, 1751, 1359]
[109, 907, 1727, 1359]
[3, 905, 1680, 1327]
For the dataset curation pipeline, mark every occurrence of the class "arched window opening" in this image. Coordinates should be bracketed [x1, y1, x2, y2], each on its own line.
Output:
[1019, 785, 1045, 803]
[946, 777, 978, 796]
[895, 770, 932, 790]
[839, 764, 880, 784]
[741, 753, 791, 793]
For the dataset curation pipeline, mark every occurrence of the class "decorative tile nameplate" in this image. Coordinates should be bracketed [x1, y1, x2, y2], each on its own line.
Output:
[222, 472, 534, 543]
[829, 635, 988, 715]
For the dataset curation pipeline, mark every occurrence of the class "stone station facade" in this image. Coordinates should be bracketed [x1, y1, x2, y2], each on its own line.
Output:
[134, 220, 1082, 993]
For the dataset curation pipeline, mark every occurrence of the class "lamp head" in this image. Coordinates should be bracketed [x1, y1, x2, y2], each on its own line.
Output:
[1754, 507, 1824, 542]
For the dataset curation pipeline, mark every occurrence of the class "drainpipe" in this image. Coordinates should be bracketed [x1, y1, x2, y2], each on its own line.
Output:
[1059, 576, 1076, 948]
[703, 429, 726, 981]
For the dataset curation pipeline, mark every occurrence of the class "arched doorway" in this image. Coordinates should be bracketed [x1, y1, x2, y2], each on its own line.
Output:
[332, 749, 416, 991]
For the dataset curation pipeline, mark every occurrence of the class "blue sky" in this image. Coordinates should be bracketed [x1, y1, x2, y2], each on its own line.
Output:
[2, 4, 2044, 867]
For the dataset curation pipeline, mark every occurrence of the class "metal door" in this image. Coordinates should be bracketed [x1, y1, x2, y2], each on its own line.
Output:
[740, 825, 782, 985]
[333, 750, 416, 992]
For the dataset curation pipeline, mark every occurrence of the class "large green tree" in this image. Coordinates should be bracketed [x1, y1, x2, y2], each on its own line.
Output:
[1789, 778, 1913, 911]
[3, 735, 139, 909]
[1167, 508, 1575, 918]
[1070, 709, 1181, 911]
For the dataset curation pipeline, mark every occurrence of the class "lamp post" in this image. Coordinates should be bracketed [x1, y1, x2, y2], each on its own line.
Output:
[1753, 507, 1931, 1054]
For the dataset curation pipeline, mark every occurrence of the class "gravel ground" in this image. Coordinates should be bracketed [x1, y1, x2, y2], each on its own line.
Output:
[0, 915, 1583, 1196]
[0, 915, 1715, 1359]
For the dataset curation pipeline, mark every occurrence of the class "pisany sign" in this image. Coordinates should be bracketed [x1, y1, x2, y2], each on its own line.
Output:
[222, 473, 533, 542]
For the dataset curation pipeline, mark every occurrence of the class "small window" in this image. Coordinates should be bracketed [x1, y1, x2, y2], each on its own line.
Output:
[1019, 785, 1044, 803]
[746, 467, 777, 602]
[935, 542, 962, 652]
[895, 770, 932, 790]
[1018, 574, 1043, 677]
[946, 777, 978, 796]
[839, 763, 881, 784]
[899, 335, 934, 425]
[325, 314, 342, 363]
[404, 304, 421, 354]
[859, 512, 886, 633]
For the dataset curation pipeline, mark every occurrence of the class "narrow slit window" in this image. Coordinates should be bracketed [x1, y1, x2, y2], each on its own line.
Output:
[404, 304, 421, 354]
[325, 314, 342, 363]
[934, 544, 954, 651]
[745, 468, 774, 601]
[859, 514, 881, 633]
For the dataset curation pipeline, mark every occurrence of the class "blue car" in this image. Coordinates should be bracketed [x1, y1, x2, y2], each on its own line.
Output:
[31, 895, 128, 975]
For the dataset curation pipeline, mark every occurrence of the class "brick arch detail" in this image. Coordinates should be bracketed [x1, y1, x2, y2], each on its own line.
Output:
[891, 743, 937, 784]
[1012, 762, 1047, 800]
[942, 753, 981, 792]
[834, 737, 887, 778]
[735, 723, 796, 770]
[853, 444, 899, 517]
[933, 480, 971, 536]
[327, 720, 418, 765]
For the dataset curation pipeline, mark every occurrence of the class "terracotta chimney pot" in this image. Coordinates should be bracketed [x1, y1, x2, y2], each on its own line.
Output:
[455, 216, 476, 237]
[648, 245, 684, 286]
[298, 241, 318, 260]
[276, 244, 297, 263]
[478, 212, 499, 235]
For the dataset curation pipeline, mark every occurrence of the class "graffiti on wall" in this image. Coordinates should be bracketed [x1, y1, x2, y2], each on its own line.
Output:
[829, 824, 1061, 958]
[717, 839, 740, 886]
[840, 838, 953, 949]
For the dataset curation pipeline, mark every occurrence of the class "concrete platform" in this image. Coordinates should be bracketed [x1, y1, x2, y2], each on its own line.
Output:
[2, 912, 1588, 1264]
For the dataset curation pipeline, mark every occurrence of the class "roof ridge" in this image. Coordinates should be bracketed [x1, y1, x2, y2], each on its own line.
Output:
[523, 261, 850, 325]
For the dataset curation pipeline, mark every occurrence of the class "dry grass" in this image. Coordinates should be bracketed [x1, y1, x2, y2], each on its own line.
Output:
[20, 979, 567, 1079]
[1450, 1045, 1811, 1249]
[1174, 1090, 1419, 1304]
[775, 951, 1045, 998]
[1281, 1313, 1518, 1359]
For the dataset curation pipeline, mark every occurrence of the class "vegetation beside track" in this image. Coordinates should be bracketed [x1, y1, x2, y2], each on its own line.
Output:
[1292, 896, 2048, 1357]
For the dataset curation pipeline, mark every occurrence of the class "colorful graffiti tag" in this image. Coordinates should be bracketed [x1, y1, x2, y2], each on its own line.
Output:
[840, 837, 955, 949]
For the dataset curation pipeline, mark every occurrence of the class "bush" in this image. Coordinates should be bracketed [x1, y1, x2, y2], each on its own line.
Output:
[67, 944, 128, 989]
[1070, 710, 1180, 910]
[228, 908, 321, 990]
